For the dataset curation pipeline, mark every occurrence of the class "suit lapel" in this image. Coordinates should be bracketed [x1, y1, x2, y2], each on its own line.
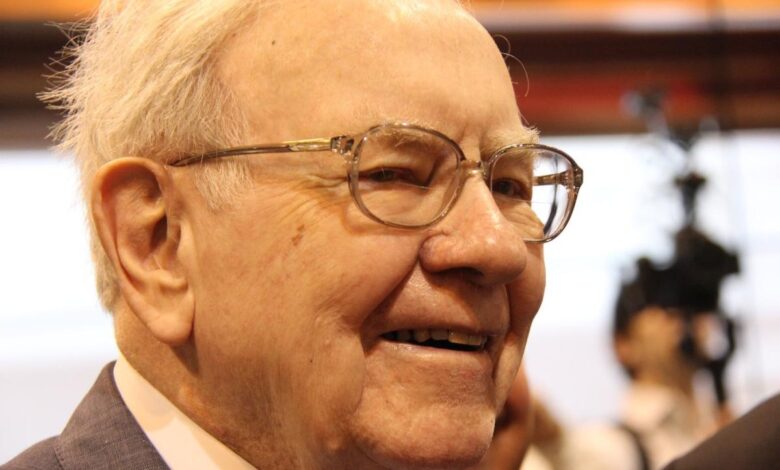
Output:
[52, 362, 169, 470]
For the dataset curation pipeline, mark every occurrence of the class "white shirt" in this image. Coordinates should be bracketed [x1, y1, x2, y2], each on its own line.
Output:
[524, 383, 717, 470]
[113, 354, 256, 470]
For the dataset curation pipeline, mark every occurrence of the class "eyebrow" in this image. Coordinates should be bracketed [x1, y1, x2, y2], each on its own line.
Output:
[382, 115, 539, 148]
[480, 127, 540, 159]
[351, 108, 542, 160]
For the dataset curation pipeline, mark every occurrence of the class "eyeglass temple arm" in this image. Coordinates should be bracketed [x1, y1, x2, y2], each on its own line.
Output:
[168, 138, 340, 167]
[533, 166, 584, 188]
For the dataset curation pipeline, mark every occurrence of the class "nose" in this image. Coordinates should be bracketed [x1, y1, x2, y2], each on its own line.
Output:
[418, 176, 528, 286]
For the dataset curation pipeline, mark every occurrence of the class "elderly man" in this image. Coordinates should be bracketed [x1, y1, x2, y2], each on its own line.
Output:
[4, 0, 581, 468]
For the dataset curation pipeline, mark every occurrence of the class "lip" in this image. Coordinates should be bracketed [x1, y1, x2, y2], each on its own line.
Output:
[371, 337, 495, 377]
[361, 338, 500, 414]
[370, 303, 506, 340]
[379, 320, 501, 337]
[366, 317, 506, 370]
[363, 270, 511, 370]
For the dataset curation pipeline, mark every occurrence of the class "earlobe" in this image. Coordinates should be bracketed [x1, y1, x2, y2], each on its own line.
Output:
[91, 157, 194, 346]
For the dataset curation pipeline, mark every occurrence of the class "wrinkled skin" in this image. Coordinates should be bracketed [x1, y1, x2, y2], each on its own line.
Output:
[109, 1, 546, 468]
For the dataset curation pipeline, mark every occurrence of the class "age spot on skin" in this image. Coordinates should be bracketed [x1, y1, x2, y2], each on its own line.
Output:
[291, 224, 305, 246]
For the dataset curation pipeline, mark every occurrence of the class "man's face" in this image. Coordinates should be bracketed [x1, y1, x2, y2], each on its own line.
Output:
[618, 307, 696, 380]
[174, 0, 545, 467]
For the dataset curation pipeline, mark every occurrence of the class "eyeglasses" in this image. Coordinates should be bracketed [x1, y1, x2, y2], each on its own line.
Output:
[169, 123, 583, 243]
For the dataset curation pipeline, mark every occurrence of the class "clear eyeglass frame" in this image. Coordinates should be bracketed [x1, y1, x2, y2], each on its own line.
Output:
[168, 122, 583, 243]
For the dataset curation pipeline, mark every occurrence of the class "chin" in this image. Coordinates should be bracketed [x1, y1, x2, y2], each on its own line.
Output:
[351, 408, 495, 470]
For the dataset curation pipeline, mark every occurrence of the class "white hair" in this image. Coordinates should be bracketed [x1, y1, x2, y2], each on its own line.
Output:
[41, 0, 260, 311]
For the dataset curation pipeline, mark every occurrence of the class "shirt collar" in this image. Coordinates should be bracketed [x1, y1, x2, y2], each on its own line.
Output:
[113, 353, 256, 470]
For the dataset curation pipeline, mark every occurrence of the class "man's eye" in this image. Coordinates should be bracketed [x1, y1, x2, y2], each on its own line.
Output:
[363, 167, 421, 185]
[492, 179, 530, 200]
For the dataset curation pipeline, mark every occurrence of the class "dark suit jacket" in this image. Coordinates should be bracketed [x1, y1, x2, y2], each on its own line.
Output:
[1, 363, 169, 469]
[663, 392, 780, 469]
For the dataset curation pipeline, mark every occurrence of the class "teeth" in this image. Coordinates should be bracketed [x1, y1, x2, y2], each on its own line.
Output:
[431, 329, 448, 340]
[414, 329, 431, 342]
[448, 331, 470, 345]
[386, 328, 488, 349]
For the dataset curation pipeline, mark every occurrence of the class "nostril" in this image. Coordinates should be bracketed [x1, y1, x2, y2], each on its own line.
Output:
[430, 266, 486, 283]
[456, 267, 484, 281]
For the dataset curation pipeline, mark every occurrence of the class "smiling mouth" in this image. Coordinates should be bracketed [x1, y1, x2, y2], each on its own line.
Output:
[381, 329, 489, 352]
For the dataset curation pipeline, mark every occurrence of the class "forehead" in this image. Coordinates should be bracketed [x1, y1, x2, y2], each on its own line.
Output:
[218, 0, 524, 142]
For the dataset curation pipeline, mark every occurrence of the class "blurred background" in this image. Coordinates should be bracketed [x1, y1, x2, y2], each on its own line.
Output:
[1, 0, 779, 463]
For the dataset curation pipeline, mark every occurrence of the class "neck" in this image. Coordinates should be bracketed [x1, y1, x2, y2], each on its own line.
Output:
[634, 366, 696, 398]
[115, 309, 313, 470]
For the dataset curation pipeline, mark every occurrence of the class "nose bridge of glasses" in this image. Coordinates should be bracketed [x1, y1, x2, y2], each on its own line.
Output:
[460, 159, 490, 183]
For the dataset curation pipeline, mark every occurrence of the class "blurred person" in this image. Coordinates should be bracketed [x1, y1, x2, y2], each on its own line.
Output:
[524, 248, 737, 470]
[1, 0, 583, 469]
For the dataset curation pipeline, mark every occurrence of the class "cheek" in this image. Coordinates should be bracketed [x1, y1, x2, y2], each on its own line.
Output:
[188, 191, 429, 450]
[492, 247, 545, 409]
[508, 246, 545, 336]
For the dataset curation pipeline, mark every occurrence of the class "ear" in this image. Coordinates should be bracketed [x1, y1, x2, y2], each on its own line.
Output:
[91, 157, 194, 346]
[614, 334, 637, 369]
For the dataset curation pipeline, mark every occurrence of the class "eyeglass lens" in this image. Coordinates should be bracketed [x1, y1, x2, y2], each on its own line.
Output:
[352, 126, 575, 241]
